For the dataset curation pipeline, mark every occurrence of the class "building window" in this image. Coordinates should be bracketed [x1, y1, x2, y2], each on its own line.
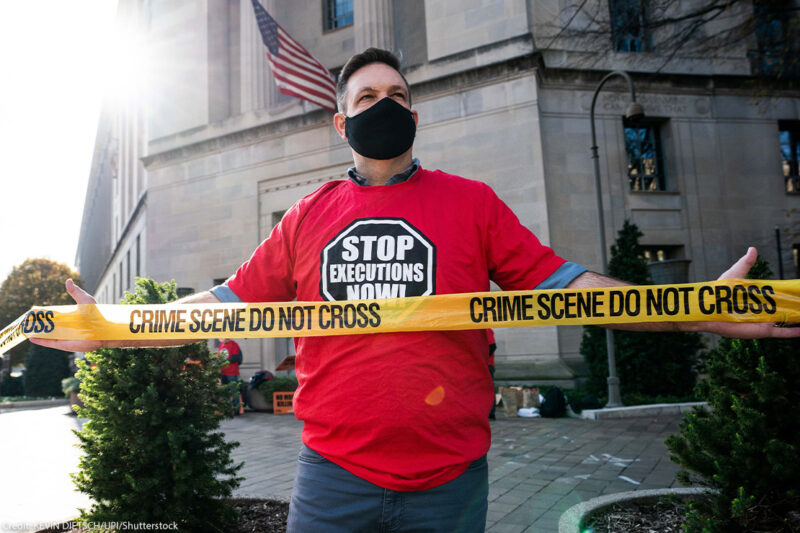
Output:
[126, 250, 132, 293]
[794, 244, 800, 278]
[624, 118, 666, 191]
[609, 0, 649, 52]
[176, 287, 195, 298]
[751, 1, 800, 78]
[323, 0, 353, 31]
[135, 234, 141, 278]
[643, 245, 690, 284]
[780, 121, 800, 193]
[642, 245, 682, 263]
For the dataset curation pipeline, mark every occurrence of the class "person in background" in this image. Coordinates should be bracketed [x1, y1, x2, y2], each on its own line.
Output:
[218, 338, 243, 415]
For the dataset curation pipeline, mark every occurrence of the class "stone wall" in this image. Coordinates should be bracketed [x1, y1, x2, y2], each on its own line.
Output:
[82, 0, 800, 383]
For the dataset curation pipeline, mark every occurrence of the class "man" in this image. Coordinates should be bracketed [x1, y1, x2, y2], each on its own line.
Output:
[33, 48, 800, 532]
[218, 338, 243, 415]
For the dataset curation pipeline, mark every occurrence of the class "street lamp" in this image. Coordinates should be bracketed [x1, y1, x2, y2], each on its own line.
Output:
[589, 70, 644, 408]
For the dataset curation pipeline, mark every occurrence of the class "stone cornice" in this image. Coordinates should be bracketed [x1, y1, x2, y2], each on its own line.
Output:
[141, 39, 799, 169]
[142, 109, 333, 170]
[258, 171, 347, 194]
[538, 63, 800, 98]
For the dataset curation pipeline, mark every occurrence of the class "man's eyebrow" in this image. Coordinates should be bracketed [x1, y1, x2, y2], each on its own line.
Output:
[353, 85, 408, 97]
[353, 86, 377, 97]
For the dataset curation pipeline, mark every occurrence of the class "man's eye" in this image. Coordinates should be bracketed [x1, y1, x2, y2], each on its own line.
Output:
[359, 94, 373, 101]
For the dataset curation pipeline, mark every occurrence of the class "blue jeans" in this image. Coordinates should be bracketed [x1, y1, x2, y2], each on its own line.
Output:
[219, 375, 240, 410]
[287, 445, 488, 533]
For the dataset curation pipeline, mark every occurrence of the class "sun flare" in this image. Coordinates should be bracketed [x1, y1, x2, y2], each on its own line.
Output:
[101, 24, 151, 105]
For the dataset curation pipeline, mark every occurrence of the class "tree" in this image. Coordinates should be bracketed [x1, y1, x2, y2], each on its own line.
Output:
[665, 256, 800, 532]
[0, 258, 83, 376]
[73, 278, 242, 531]
[23, 343, 71, 398]
[580, 220, 705, 400]
[546, 0, 800, 84]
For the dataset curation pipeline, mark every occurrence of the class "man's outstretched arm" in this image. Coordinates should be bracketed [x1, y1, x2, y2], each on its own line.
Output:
[29, 279, 222, 352]
[567, 247, 800, 339]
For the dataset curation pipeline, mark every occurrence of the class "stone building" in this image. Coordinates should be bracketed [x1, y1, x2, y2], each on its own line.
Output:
[77, 0, 800, 384]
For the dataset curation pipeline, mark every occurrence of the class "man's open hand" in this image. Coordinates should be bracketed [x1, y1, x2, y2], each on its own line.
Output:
[29, 279, 105, 353]
[29, 280, 220, 352]
[700, 247, 800, 339]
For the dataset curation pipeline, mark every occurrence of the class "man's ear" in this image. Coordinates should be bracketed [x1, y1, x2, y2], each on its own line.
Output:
[412, 109, 418, 126]
[334, 112, 347, 140]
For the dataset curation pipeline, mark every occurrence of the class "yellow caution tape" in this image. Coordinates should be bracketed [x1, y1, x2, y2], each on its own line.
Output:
[1, 279, 799, 354]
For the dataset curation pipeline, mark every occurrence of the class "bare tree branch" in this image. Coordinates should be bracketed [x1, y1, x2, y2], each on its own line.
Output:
[541, 0, 592, 51]
[541, 0, 800, 84]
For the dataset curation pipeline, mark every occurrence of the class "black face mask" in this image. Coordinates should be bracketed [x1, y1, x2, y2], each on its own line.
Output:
[344, 97, 416, 160]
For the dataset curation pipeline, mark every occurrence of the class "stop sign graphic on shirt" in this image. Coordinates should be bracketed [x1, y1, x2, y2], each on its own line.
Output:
[320, 218, 436, 301]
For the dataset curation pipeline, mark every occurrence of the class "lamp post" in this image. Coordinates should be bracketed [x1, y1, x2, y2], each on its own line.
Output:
[589, 70, 644, 408]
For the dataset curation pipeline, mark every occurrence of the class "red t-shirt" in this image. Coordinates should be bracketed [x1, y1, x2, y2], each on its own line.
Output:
[218, 340, 242, 376]
[226, 168, 565, 490]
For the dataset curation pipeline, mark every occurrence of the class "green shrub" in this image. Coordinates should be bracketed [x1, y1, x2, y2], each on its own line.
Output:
[666, 256, 800, 532]
[0, 375, 24, 397]
[580, 220, 705, 400]
[72, 279, 243, 532]
[257, 375, 298, 411]
[23, 344, 71, 398]
[61, 376, 81, 397]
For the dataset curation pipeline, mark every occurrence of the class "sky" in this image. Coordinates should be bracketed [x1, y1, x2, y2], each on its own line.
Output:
[0, 1, 119, 281]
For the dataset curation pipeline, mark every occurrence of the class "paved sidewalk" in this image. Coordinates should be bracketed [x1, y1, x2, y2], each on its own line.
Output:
[222, 409, 684, 533]
[0, 406, 91, 533]
[1, 405, 685, 533]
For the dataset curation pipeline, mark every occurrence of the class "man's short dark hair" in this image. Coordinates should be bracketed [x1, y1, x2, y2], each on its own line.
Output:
[336, 48, 412, 113]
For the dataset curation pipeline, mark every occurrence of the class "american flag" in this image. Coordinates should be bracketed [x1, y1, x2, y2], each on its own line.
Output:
[251, 0, 337, 112]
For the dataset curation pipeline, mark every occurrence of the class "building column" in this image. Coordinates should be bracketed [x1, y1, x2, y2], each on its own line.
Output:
[241, 0, 280, 111]
[354, 0, 395, 52]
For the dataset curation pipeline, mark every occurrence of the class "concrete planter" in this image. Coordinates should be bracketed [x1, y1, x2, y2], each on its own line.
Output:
[0, 398, 68, 409]
[246, 387, 273, 412]
[558, 487, 711, 533]
[580, 402, 708, 420]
